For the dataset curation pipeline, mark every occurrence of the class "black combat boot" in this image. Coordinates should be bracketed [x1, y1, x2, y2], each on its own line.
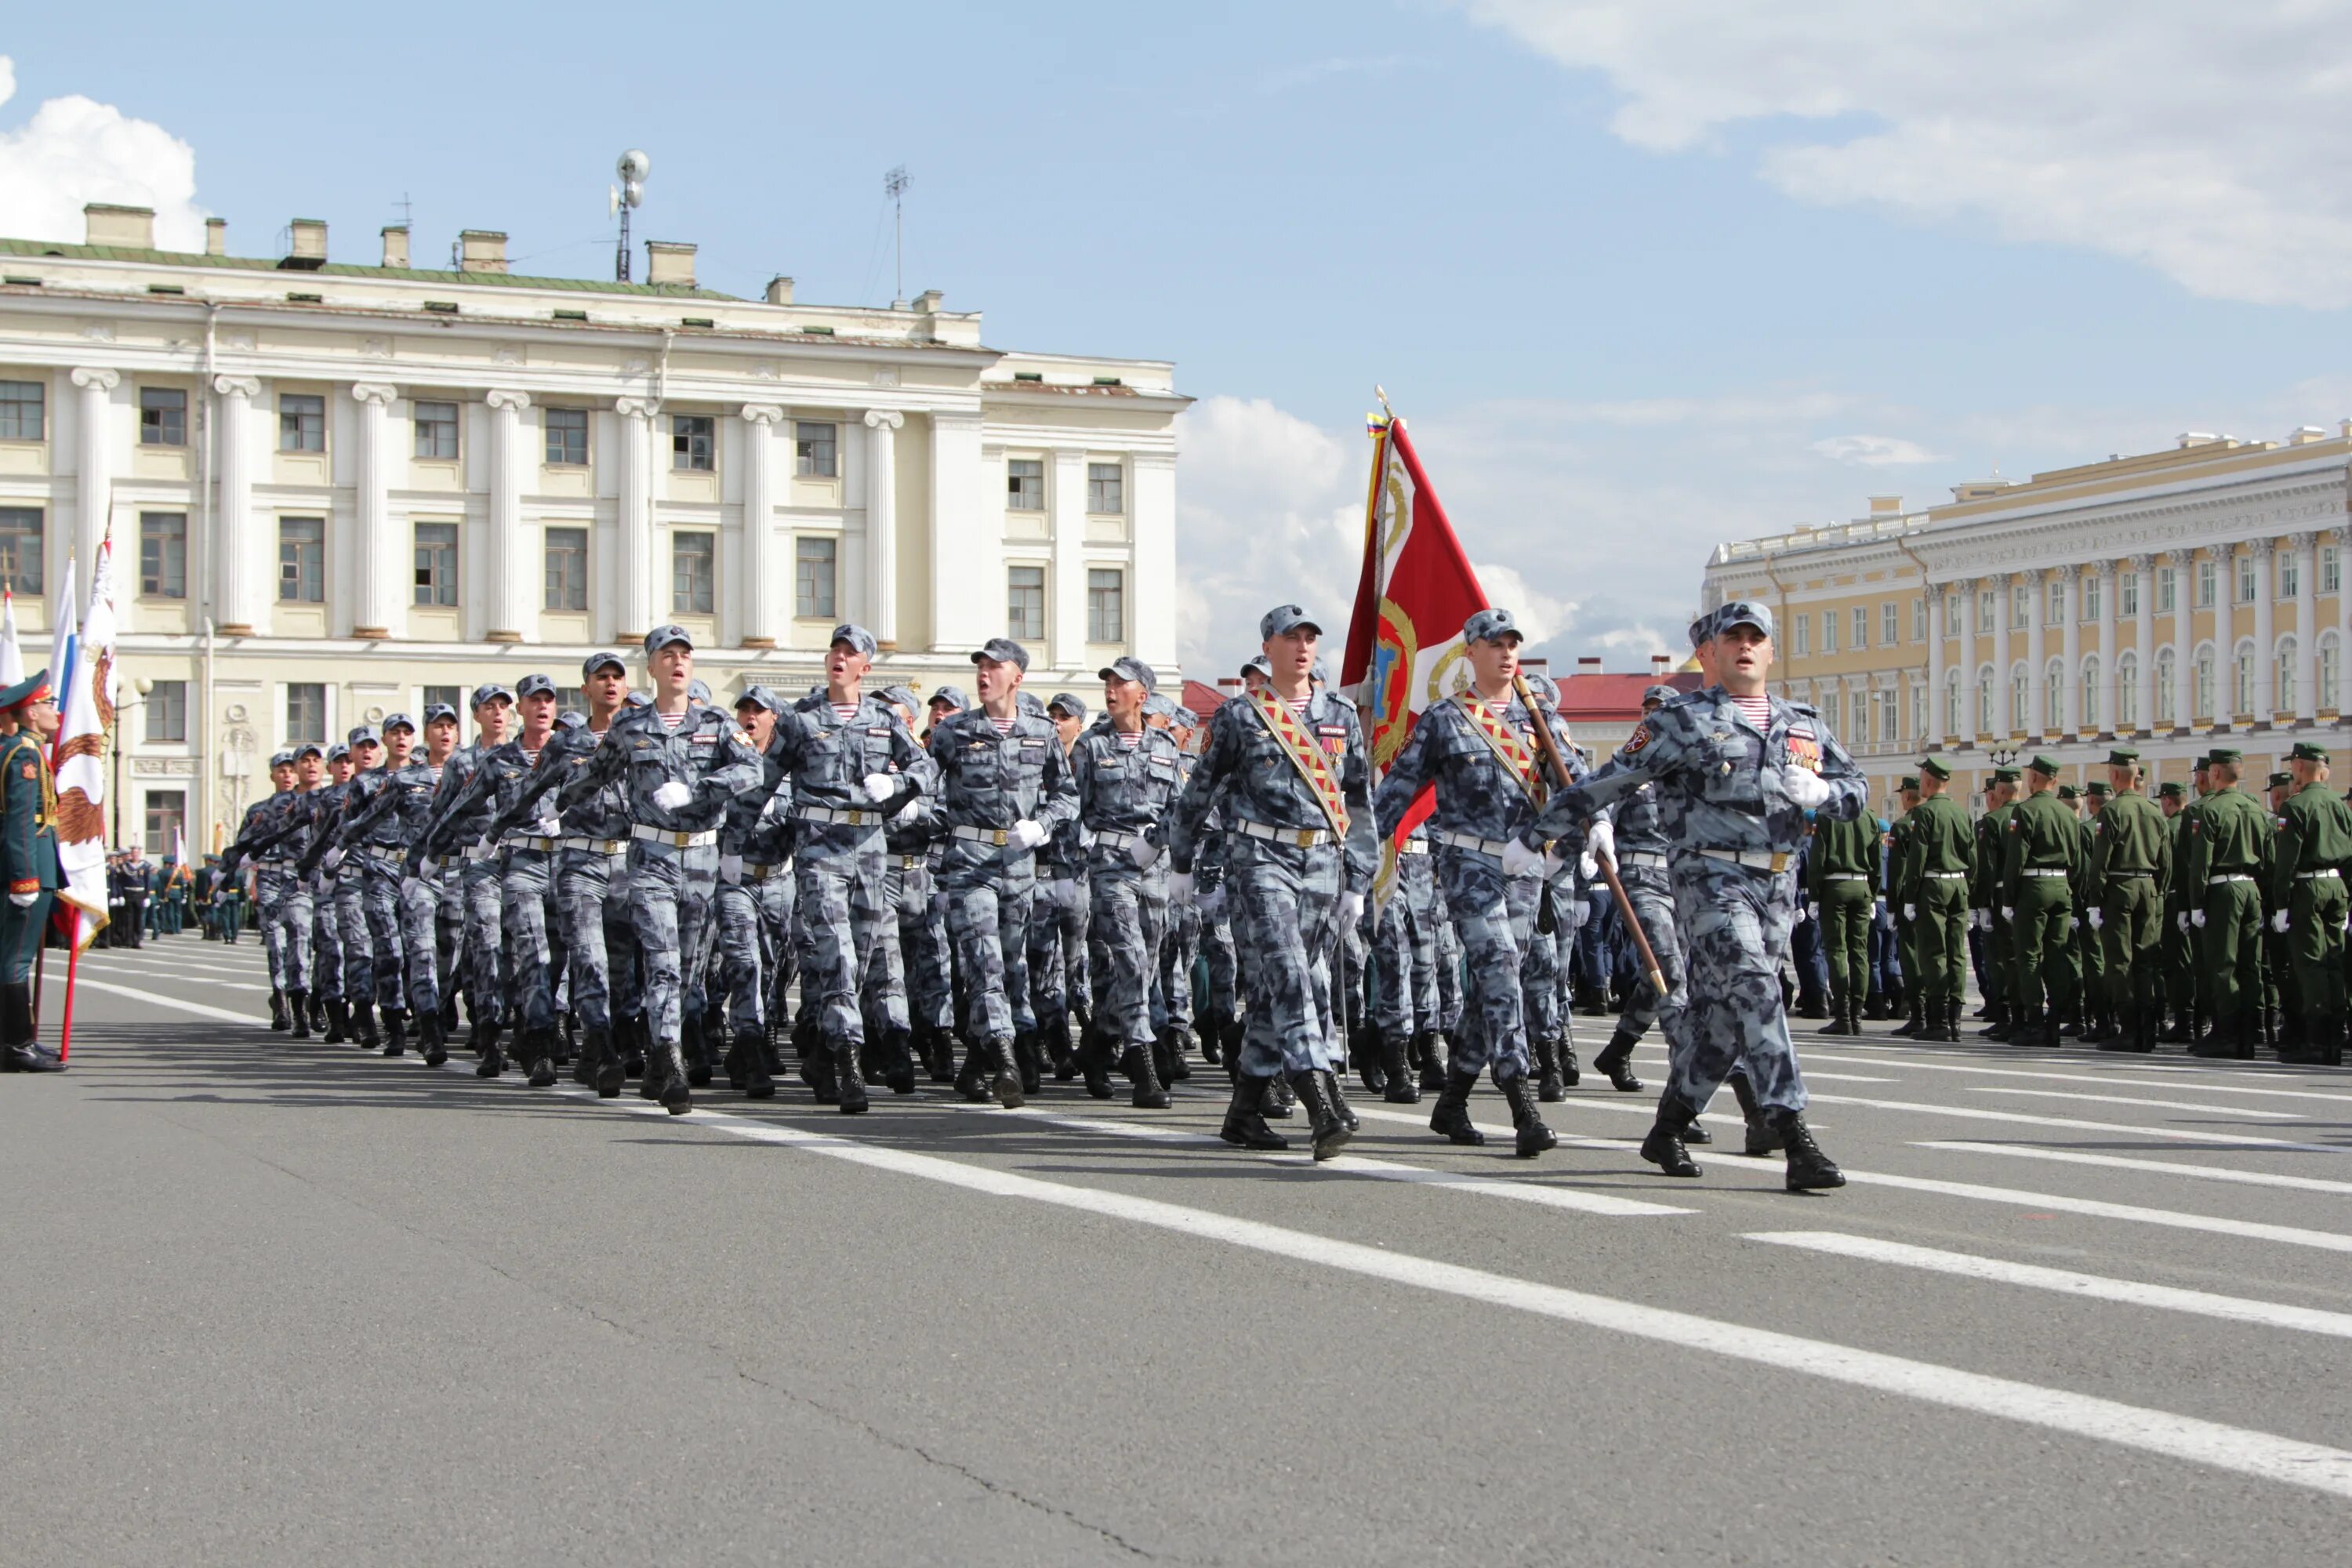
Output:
[2058, 1001, 2084, 1038]
[1422, 1031, 1454, 1093]
[1892, 993, 1922, 1036]
[1771, 1108, 1845, 1191]
[1081, 1030, 1116, 1099]
[2236, 1009, 2261, 1061]
[1220, 1075, 1287, 1150]
[2190, 1009, 2236, 1058]
[1126, 1039, 1170, 1110]
[475, 1023, 506, 1078]
[419, 1010, 449, 1069]
[1730, 1071, 1780, 1156]
[1011, 1030, 1043, 1097]
[658, 1044, 692, 1115]
[881, 1029, 917, 1095]
[1684, 1109, 1712, 1144]
[1820, 989, 1853, 1036]
[1497, 1072, 1556, 1158]
[526, 1029, 558, 1087]
[1947, 1000, 1966, 1045]
[2158, 1007, 2192, 1044]
[381, 1008, 407, 1058]
[1221, 1016, 1246, 1076]
[1381, 1028, 1419, 1104]
[955, 1039, 992, 1102]
[683, 1014, 713, 1088]
[582, 1026, 619, 1097]
[1264, 1075, 1296, 1118]
[621, 1015, 648, 1080]
[1356, 1023, 1388, 1096]
[2096, 1004, 2141, 1052]
[322, 998, 348, 1044]
[354, 1003, 380, 1049]
[269, 988, 290, 1031]
[989, 1036, 1025, 1109]
[1592, 1029, 1644, 1093]
[723, 1033, 750, 1091]
[1197, 1013, 1225, 1066]
[1051, 1024, 1079, 1081]
[1160, 1025, 1192, 1083]
[1863, 989, 1889, 1022]
[1980, 1000, 2014, 1040]
[1639, 1094, 1701, 1178]
[1534, 1032, 1566, 1102]
[310, 993, 329, 1034]
[1555, 1029, 1581, 1088]
[287, 990, 311, 1040]
[1428, 1069, 1486, 1146]
[835, 1036, 870, 1114]
[1287, 1069, 1352, 1161]
[1327, 1069, 1359, 1131]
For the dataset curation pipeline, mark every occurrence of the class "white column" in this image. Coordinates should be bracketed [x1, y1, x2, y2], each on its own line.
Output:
[2056, 564, 2078, 734]
[1923, 578, 1943, 745]
[212, 376, 262, 636]
[2249, 537, 2276, 723]
[1991, 572, 2012, 733]
[70, 367, 118, 584]
[2129, 554, 2154, 735]
[862, 409, 903, 648]
[928, 412, 988, 652]
[350, 383, 398, 638]
[1049, 448, 1087, 666]
[2168, 548, 2194, 730]
[2336, 525, 2351, 713]
[1950, 577, 1973, 741]
[2095, 561, 2116, 735]
[2290, 530, 2318, 721]
[1130, 450, 1177, 669]
[736, 404, 784, 648]
[485, 390, 532, 642]
[2024, 568, 2048, 735]
[615, 397, 658, 642]
[2212, 546, 2235, 724]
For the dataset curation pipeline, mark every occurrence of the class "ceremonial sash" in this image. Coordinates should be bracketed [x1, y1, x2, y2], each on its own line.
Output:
[1249, 690, 1350, 840]
[1453, 693, 1546, 808]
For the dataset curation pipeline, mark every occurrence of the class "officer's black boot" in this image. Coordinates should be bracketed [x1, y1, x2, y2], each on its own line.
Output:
[1263, 1075, 1296, 1118]
[1821, 987, 1853, 1036]
[1197, 1013, 1224, 1066]
[477, 1021, 510, 1077]
[1421, 1031, 1453, 1093]
[1219, 1075, 1287, 1151]
[1126, 1038, 1170, 1109]
[1729, 1071, 1780, 1155]
[1161, 1025, 1192, 1083]
[322, 998, 348, 1044]
[352, 1003, 379, 1049]
[831, 1036, 869, 1114]
[419, 1010, 449, 1068]
[955, 1037, 991, 1102]
[683, 1014, 713, 1088]
[1428, 1069, 1486, 1145]
[882, 1029, 918, 1095]
[989, 1036, 1025, 1109]
[381, 1008, 407, 1058]
[1380, 1028, 1418, 1104]
[731, 1028, 771, 1097]
[1327, 1068, 1359, 1130]
[1011, 1030, 1043, 1097]
[1534, 1032, 1566, 1102]
[269, 988, 289, 1031]
[1555, 1028, 1581, 1088]
[1893, 992, 1922, 1036]
[1498, 1071, 1556, 1158]
[1356, 1024, 1388, 1096]
[659, 1042, 692, 1115]
[1947, 1000, 1966, 1046]
[525, 1028, 558, 1087]
[287, 990, 311, 1040]
[1286, 1069, 1352, 1161]
[1639, 1094, 1701, 1178]
[1592, 1029, 1645, 1093]
[1770, 1108, 1845, 1190]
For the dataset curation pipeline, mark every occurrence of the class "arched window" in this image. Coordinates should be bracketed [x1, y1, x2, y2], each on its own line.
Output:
[2156, 647, 2177, 723]
[1944, 670, 1962, 739]
[2117, 651, 2140, 731]
[2276, 636, 2296, 715]
[2322, 630, 2343, 713]
[1976, 666, 1994, 735]
[2194, 646, 2216, 720]
[2080, 655, 2101, 731]
[2010, 665, 2029, 732]
[2045, 659, 2066, 731]
[2233, 640, 2255, 719]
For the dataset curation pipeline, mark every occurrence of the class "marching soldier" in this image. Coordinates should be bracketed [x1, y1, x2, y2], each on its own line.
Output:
[229, 751, 299, 1027]
[0, 670, 62, 1072]
[1593, 688, 1684, 1086]
[713, 685, 788, 1098]
[1999, 755, 2078, 1048]
[2160, 762, 2215, 1043]
[2073, 783, 2107, 1040]
[2088, 749, 2170, 1054]
[409, 686, 516, 1064]
[1972, 767, 2020, 1036]
[454, 673, 568, 1086]
[332, 713, 442, 1061]
[1884, 774, 1924, 1036]
[2178, 749, 2271, 1058]
[1030, 691, 1093, 1086]
[2273, 742, 2350, 1065]
[1894, 757, 1973, 1041]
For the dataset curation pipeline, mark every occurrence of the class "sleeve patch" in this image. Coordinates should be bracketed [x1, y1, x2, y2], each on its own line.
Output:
[1621, 723, 1653, 755]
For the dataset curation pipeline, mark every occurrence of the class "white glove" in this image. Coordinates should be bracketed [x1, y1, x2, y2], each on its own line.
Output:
[2001, 906, 2014, 923]
[401, 876, 422, 900]
[1010, 818, 1048, 851]
[1127, 837, 1161, 869]
[2067, 916, 2080, 931]
[1781, 766, 1834, 808]
[1169, 870, 1196, 906]
[2190, 909, 2207, 929]
[2271, 909, 2289, 934]
[1336, 890, 1365, 930]
[719, 854, 743, 883]
[862, 773, 896, 805]
[1584, 818, 1616, 868]
[2176, 912, 2190, 933]
[652, 780, 691, 811]
[2087, 907, 2103, 931]
[1577, 851, 1599, 880]
[1501, 837, 1545, 879]
[322, 848, 344, 873]
[892, 798, 920, 825]
[7, 891, 33, 908]
[1803, 901, 1817, 924]
[1904, 903, 1917, 921]
[1050, 879, 1076, 911]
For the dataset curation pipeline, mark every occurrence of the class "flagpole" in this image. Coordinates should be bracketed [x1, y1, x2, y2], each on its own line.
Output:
[56, 916, 78, 1062]
[1514, 673, 1669, 998]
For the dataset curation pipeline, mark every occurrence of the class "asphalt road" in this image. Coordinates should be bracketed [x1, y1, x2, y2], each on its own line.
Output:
[6, 935, 2351, 1566]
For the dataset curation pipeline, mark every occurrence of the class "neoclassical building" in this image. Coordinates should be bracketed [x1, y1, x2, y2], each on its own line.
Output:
[1703, 428, 2349, 808]
[0, 203, 1185, 851]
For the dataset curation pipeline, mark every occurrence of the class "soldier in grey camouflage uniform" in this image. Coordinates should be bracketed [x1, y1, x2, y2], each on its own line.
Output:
[302, 743, 354, 1040]
[271, 742, 329, 1036]
[929, 637, 1080, 1109]
[1165, 605, 1372, 1161]
[1367, 826, 1439, 1103]
[1522, 601, 1858, 1191]
[409, 685, 515, 1062]
[311, 725, 394, 1050]
[458, 673, 568, 1087]
[224, 751, 300, 1031]
[1148, 699, 1203, 1084]
[1029, 691, 1093, 1083]
[898, 686, 965, 1078]
[713, 685, 786, 1096]
[1592, 689, 1682, 1098]
[332, 709, 454, 1062]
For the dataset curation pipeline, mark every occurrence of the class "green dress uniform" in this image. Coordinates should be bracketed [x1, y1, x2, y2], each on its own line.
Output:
[2158, 780, 2204, 1040]
[2178, 753, 2274, 1058]
[1806, 808, 1879, 1033]
[0, 674, 64, 1069]
[2000, 760, 2081, 1046]
[2272, 749, 2352, 1065]
[1896, 760, 1974, 1040]
[1973, 773, 2020, 1029]
[2087, 763, 2171, 1054]
[2069, 793, 2100, 1034]
[1883, 778, 1923, 1033]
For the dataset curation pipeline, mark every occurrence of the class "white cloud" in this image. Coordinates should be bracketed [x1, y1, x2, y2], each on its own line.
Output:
[0, 56, 208, 252]
[1810, 434, 1947, 466]
[1450, 2, 2352, 307]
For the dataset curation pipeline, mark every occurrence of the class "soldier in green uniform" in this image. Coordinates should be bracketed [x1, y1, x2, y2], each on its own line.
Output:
[1973, 767, 2021, 1036]
[2158, 763, 2209, 1043]
[1806, 787, 1880, 1035]
[2263, 771, 2298, 1049]
[1999, 755, 2079, 1047]
[2074, 782, 2109, 1040]
[1896, 757, 1974, 1040]
[0, 670, 64, 1073]
[2273, 742, 2350, 1065]
[2053, 783, 2090, 1036]
[2178, 749, 2273, 1058]
[1884, 775, 1923, 1034]
[2087, 750, 2170, 1053]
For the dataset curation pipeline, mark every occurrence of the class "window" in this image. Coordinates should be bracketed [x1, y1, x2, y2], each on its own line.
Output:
[2013, 583, 2030, 624]
[1851, 606, 1868, 650]
[2047, 581, 2063, 626]
[1882, 601, 1900, 645]
[1087, 462, 1123, 514]
[2010, 668, 2027, 731]
[2045, 660, 2064, 729]
[139, 387, 187, 447]
[1976, 670, 1993, 734]
[2083, 575, 2102, 622]
[278, 392, 325, 452]
[1976, 590, 1994, 633]
[671, 413, 713, 472]
[1850, 688, 1868, 741]
[2194, 649, 2215, 720]
[2158, 566, 2177, 612]
[285, 681, 327, 744]
[2277, 639, 2296, 713]
[145, 679, 188, 742]
[795, 535, 836, 619]
[2325, 546, 2342, 594]
[2121, 572, 2139, 617]
[2156, 649, 2176, 722]
[1910, 599, 1925, 643]
[2322, 634, 2342, 713]
[544, 407, 589, 466]
[278, 517, 325, 602]
[413, 400, 459, 459]
[1878, 688, 1898, 743]
[2196, 559, 2216, 608]
[2117, 653, 2139, 731]
[0, 508, 41, 595]
[1792, 614, 1809, 657]
[543, 527, 587, 611]
[2237, 554, 2256, 604]
[0, 379, 44, 441]
[139, 511, 187, 598]
[2279, 552, 2300, 599]
[143, 790, 185, 858]
[1944, 671, 1961, 739]
[2233, 645, 2253, 717]
[1007, 565, 1045, 640]
[2080, 658, 2100, 731]
[671, 531, 715, 615]
[1007, 458, 1044, 510]
[793, 420, 837, 477]
[1908, 682, 1924, 741]
[423, 684, 462, 720]
[1820, 610, 1837, 655]
[413, 522, 459, 607]
[1087, 568, 1124, 642]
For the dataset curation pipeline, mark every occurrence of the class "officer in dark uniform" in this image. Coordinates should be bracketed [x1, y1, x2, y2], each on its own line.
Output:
[0, 670, 63, 1072]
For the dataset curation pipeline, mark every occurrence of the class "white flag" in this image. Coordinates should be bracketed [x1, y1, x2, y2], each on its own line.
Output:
[0, 587, 22, 689]
[52, 542, 114, 948]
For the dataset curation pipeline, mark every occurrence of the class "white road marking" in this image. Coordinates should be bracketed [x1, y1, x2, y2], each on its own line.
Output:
[1800, 1051, 2352, 1102]
[58, 976, 255, 1024]
[1843, 1171, 2352, 1254]
[1748, 1231, 2352, 1341]
[1806, 1094, 2348, 1154]
[1920, 1142, 2352, 1197]
[1970, 1087, 2307, 1120]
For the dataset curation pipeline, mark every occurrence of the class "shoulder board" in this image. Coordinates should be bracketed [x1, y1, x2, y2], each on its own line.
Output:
[1782, 702, 1819, 717]
[1323, 691, 1358, 713]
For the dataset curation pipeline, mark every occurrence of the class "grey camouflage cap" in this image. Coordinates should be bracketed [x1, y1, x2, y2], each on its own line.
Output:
[1259, 604, 1321, 639]
[643, 623, 692, 655]
[1461, 607, 1522, 644]
[1098, 655, 1157, 692]
[583, 649, 627, 679]
[514, 673, 557, 700]
[1047, 691, 1087, 719]
[971, 637, 1031, 672]
[830, 623, 878, 660]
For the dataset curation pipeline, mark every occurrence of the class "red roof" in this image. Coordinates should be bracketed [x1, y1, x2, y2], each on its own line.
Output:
[1181, 679, 1225, 719]
[1554, 671, 1704, 731]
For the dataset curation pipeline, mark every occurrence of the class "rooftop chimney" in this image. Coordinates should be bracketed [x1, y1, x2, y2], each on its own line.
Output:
[644, 240, 696, 289]
[1650, 653, 1671, 673]
[205, 217, 227, 256]
[912, 288, 942, 313]
[764, 275, 795, 306]
[459, 230, 507, 274]
[2176, 431, 2223, 448]
[380, 225, 411, 269]
[2288, 424, 2328, 445]
[1577, 656, 1602, 673]
[284, 218, 328, 269]
[85, 202, 156, 249]
[1867, 494, 1902, 515]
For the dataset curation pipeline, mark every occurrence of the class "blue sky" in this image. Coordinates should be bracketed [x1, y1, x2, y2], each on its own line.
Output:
[10, 2, 2352, 672]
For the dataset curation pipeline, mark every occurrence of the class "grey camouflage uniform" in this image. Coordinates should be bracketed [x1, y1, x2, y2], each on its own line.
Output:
[1070, 723, 1187, 1057]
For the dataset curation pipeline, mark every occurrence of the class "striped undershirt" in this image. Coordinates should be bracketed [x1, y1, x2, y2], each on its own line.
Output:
[831, 702, 859, 722]
[658, 710, 686, 731]
[1731, 694, 1772, 729]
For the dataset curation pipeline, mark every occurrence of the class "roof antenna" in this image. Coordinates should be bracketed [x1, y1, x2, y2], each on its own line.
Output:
[885, 165, 910, 307]
[612, 150, 651, 281]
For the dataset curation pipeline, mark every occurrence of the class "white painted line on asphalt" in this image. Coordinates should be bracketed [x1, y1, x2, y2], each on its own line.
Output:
[1806, 1094, 2350, 1155]
[1801, 1051, 2352, 1102]
[1809, 1041, 2344, 1083]
[1919, 1142, 2352, 1198]
[1786, 1072, 1900, 1083]
[1970, 1087, 2307, 1120]
[1748, 1231, 2352, 1341]
[63, 976, 255, 1024]
[1844, 1171, 2352, 1254]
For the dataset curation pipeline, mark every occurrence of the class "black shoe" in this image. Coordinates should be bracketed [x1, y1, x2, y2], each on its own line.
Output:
[1125, 1042, 1171, 1109]
[1051, 1029, 1079, 1081]
[882, 1029, 918, 1095]
[1012, 1030, 1043, 1098]
[1498, 1072, 1555, 1158]
[1356, 1024, 1388, 1096]
[354, 1004, 381, 1049]
[321, 998, 347, 1043]
[1081, 1031, 1116, 1099]
[1640, 1095, 1701, 1178]
[2, 1042, 64, 1073]
[989, 1037, 1025, 1109]
[1287, 1069, 1352, 1160]
[586, 1026, 622, 1097]
[1380, 1028, 1419, 1104]
[1592, 1029, 1644, 1093]
[476, 1040, 506, 1078]
[527, 1033, 558, 1088]
[287, 991, 311, 1040]
[1684, 1115, 1713, 1145]
[1420, 1032, 1452, 1093]
[1198, 1014, 1225, 1066]
[382, 1010, 408, 1058]
[956, 1043, 992, 1102]
[1555, 1033, 1581, 1089]
[1820, 994, 1853, 1036]
[1327, 1069, 1359, 1131]
[1428, 1069, 1486, 1145]
[1534, 1032, 1566, 1102]
[1220, 1076, 1288, 1150]
[1263, 1076, 1296, 1119]
[660, 1064, 693, 1116]
[269, 989, 290, 1031]
[1161, 1025, 1192, 1083]
[834, 1036, 870, 1114]
[420, 1012, 449, 1069]
[1771, 1109, 1844, 1190]
[1730, 1072, 1780, 1155]
[684, 1017, 713, 1089]
[723, 1036, 750, 1091]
